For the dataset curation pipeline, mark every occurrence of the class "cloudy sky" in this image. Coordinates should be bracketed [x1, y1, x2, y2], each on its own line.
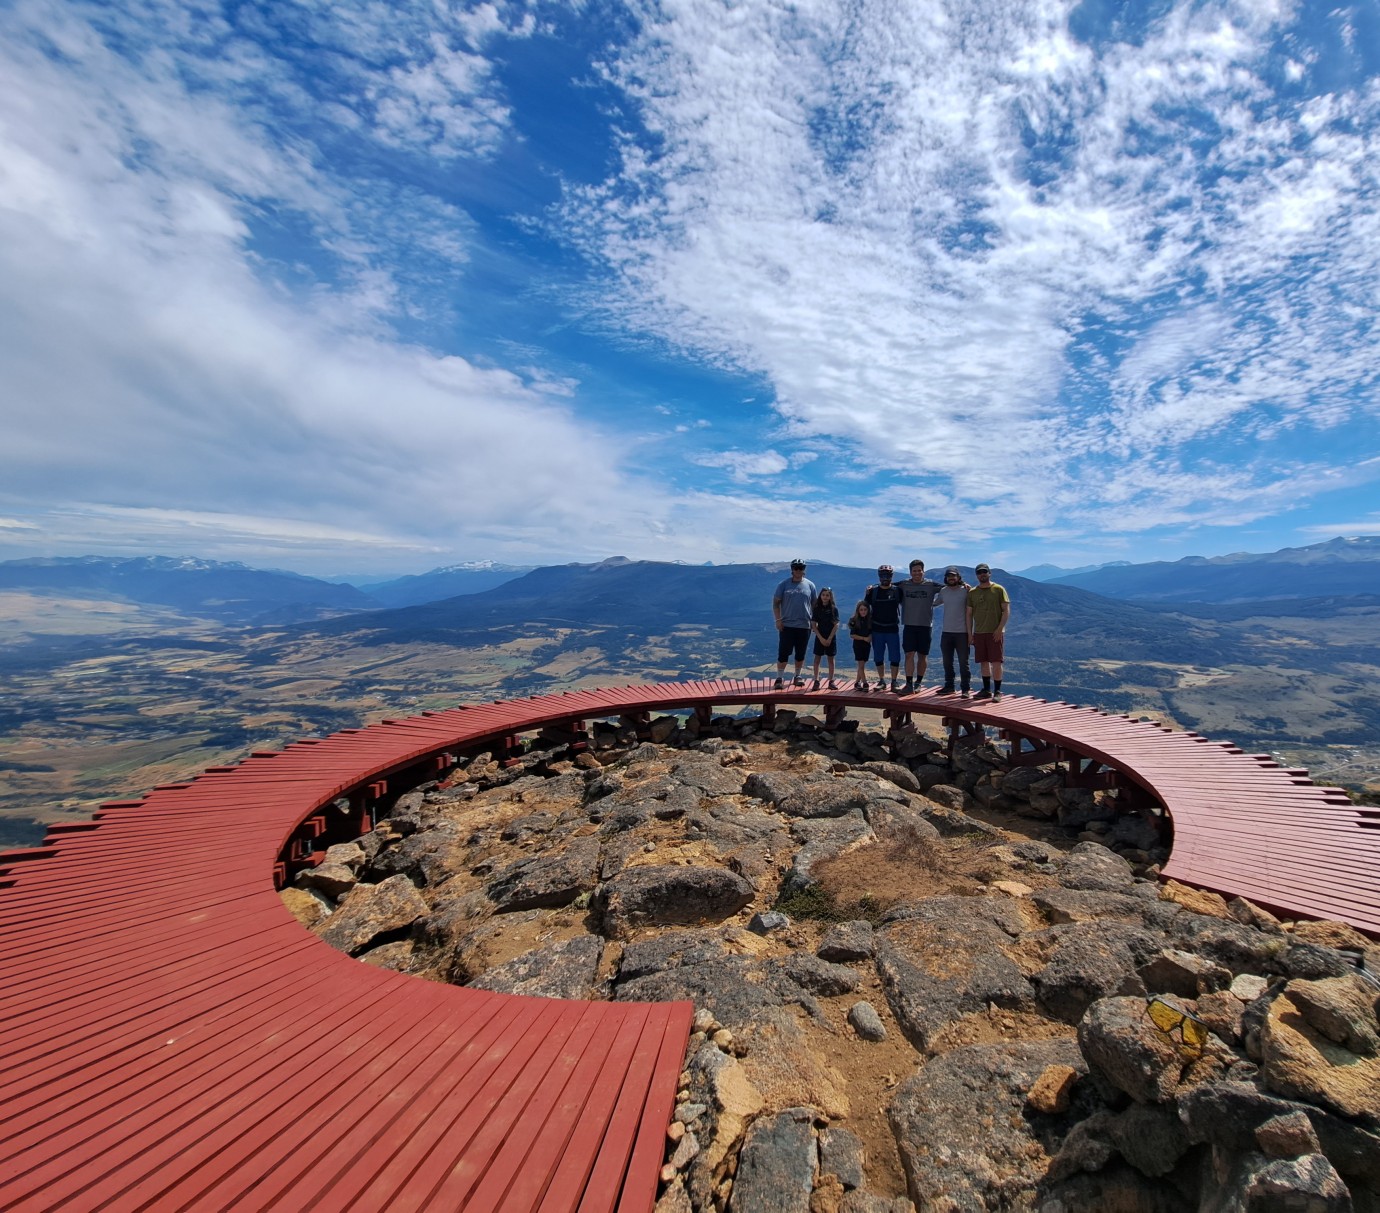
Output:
[2, 0, 1378, 576]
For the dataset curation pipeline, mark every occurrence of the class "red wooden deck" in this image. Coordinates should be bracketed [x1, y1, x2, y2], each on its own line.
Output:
[1, 679, 1375, 1211]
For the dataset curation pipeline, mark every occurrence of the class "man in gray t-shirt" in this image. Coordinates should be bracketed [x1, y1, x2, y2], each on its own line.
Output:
[898, 559, 943, 692]
[934, 565, 972, 696]
[772, 559, 818, 688]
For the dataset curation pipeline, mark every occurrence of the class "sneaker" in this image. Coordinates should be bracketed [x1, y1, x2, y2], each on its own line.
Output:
[773, 677, 784, 690]
[873, 679, 887, 692]
[810, 678, 821, 691]
[902, 679, 914, 695]
[828, 680, 839, 690]
[854, 679, 866, 691]
[992, 690, 1003, 702]
[938, 684, 955, 695]
[890, 679, 902, 693]
[973, 689, 992, 700]
[793, 677, 806, 687]
[960, 689, 970, 699]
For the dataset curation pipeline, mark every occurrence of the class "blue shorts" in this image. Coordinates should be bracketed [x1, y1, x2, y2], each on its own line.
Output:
[903, 624, 933, 654]
[871, 630, 900, 665]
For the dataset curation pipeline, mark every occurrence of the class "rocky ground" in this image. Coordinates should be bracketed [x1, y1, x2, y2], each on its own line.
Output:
[282, 709, 1380, 1213]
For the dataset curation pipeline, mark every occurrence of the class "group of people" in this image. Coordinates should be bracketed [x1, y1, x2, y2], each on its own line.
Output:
[771, 558, 1011, 700]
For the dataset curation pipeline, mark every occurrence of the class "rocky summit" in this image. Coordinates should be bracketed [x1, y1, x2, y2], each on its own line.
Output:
[285, 709, 1380, 1213]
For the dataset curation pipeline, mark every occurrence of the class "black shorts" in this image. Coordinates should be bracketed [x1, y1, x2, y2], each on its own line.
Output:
[852, 638, 871, 661]
[777, 626, 810, 663]
[814, 637, 837, 657]
[903, 624, 933, 653]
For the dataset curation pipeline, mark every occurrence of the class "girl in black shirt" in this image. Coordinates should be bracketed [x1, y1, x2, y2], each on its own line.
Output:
[810, 588, 840, 690]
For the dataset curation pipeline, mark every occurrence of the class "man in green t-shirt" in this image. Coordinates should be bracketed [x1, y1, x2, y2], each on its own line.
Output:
[967, 563, 1011, 702]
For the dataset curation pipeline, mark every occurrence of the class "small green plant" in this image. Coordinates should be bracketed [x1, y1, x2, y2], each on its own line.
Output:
[774, 883, 847, 922]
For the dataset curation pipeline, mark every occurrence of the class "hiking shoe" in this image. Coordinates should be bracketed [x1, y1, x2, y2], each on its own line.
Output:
[827, 679, 839, 690]
[992, 690, 1003, 702]
[902, 679, 914, 695]
[873, 679, 887, 692]
[938, 684, 955, 695]
[973, 689, 992, 700]
[854, 679, 866, 691]
[792, 677, 806, 687]
[960, 689, 970, 699]
[810, 678, 821, 691]
[773, 677, 784, 690]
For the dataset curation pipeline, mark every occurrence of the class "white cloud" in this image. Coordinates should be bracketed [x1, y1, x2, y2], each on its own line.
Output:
[564, 0, 1380, 537]
[693, 450, 790, 481]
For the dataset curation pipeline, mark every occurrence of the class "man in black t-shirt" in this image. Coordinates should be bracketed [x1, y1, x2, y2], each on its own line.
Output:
[864, 564, 905, 692]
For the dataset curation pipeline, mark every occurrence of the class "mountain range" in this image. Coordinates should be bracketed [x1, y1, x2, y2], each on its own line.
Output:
[1048, 536, 1380, 603]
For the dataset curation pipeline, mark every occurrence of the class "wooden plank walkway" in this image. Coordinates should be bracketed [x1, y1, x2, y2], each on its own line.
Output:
[1, 679, 1375, 1211]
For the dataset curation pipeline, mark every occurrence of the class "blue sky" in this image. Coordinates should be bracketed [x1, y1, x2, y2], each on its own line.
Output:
[2, 0, 1378, 576]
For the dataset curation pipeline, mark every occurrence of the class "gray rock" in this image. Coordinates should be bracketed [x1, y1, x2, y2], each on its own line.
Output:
[818, 920, 875, 963]
[781, 814, 875, 894]
[1078, 995, 1191, 1104]
[597, 864, 755, 937]
[297, 861, 359, 899]
[889, 1040, 1092, 1210]
[1031, 923, 1152, 1024]
[859, 761, 921, 793]
[321, 841, 366, 870]
[741, 769, 812, 808]
[670, 756, 747, 797]
[732, 1106, 817, 1213]
[1170, 916, 1292, 976]
[1178, 1081, 1380, 1184]
[1032, 886, 1177, 929]
[819, 1126, 866, 1189]
[748, 910, 791, 936]
[874, 913, 1033, 1052]
[1281, 941, 1359, 982]
[1058, 841, 1137, 892]
[777, 779, 879, 819]
[922, 785, 966, 812]
[1104, 1103, 1191, 1178]
[467, 933, 604, 999]
[366, 822, 464, 886]
[777, 953, 860, 997]
[1138, 948, 1233, 998]
[617, 928, 733, 981]
[847, 1002, 887, 1042]
[486, 835, 601, 911]
[313, 875, 428, 956]
[1209, 1151, 1353, 1213]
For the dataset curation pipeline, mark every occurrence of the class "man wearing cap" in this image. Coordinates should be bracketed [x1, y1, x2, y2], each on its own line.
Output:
[935, 566, 972, 696]
[772, 559, 818, 689]
[968, 563, 1011, 702]
[864, 564, 905, 692]
[898, 559, 943, 694]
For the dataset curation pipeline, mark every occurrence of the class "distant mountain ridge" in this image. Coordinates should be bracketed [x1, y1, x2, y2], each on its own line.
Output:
[0, 555, 378, 624]
[362, 561, 534, 607]
[1049, 536, 1380, 603]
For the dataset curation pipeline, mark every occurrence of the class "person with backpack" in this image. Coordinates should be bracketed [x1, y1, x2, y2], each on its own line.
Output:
[864, 564, 905, 692]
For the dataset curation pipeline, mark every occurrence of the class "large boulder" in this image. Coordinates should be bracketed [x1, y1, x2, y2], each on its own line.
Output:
[1260, 984, 1380, 1125]
[888, 1039, 1092, 1210]
[312, 875, 428, 956]
[731, 1106, 818, 1213]
[467, 934, 605, 999]
[874, 912, 1032, 1052]
[1030, 923, 1155, 1024]
[1077, 995, 1194, 1104]
[781, 815, 875, 894]
[596, 865, 755, 937]
[485, 835, 601, 911]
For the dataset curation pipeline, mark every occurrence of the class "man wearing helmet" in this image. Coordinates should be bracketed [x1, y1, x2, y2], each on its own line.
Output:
[863, 564, 905, 691]
[771, 558, 818, 689]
